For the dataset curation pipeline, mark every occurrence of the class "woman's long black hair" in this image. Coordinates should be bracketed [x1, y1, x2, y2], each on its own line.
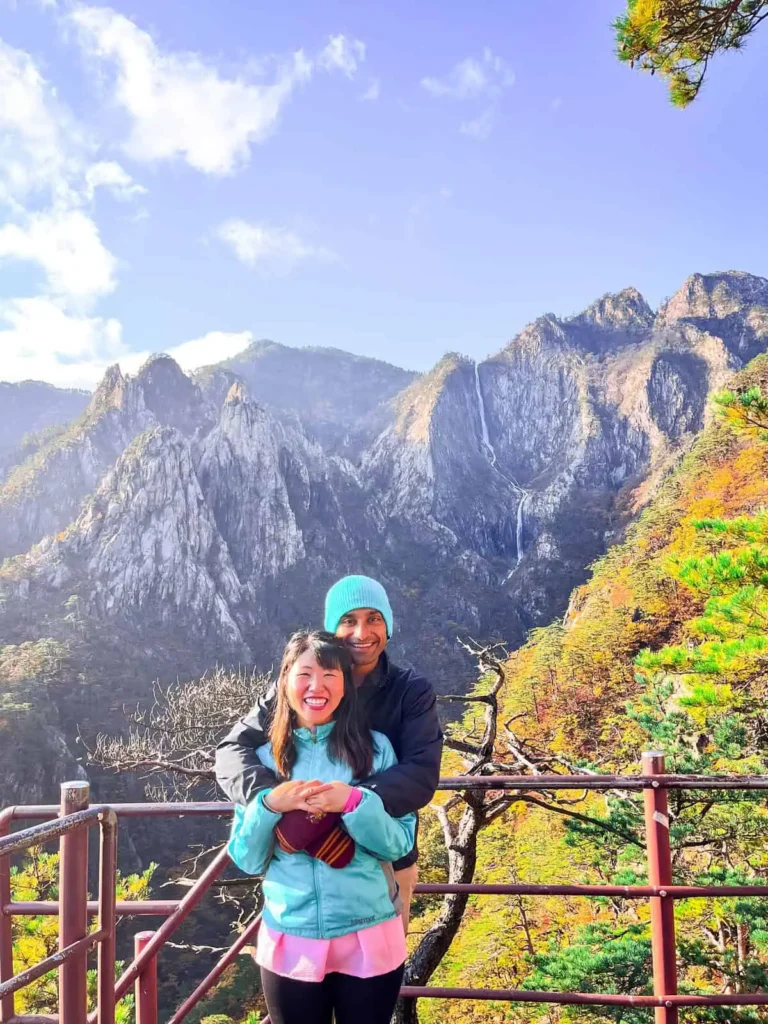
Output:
[269, 630, 373, 780]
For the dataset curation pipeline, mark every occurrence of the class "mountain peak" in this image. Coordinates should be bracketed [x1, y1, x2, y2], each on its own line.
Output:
[392, 352, 468, 444]
[658, 271, 768, 325]
[573, 287, 654, 331]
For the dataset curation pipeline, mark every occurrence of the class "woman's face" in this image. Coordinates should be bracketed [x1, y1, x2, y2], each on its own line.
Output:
[285, 651, 346, 728]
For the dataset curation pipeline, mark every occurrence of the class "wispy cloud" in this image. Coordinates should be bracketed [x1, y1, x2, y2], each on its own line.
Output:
[84, 161, 147, 202]
[406, 186, 453, 241]
[217, 219, 337, 273]
[69, 6, 366, 176]
[360, 77, 381, 101]
[0, 39, 84, 206]
[318, 34, 365, 77]
[421, 47, 512, 140]
[460, 107, 494, 141]
[421, 48, 514, 100]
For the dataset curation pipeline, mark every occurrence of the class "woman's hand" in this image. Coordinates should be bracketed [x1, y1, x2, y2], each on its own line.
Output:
[264, 780, 332, 813]
[304, 781, 354, 814]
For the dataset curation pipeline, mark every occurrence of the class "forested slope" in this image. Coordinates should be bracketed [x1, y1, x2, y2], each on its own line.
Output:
[414, 353, 768, 1022]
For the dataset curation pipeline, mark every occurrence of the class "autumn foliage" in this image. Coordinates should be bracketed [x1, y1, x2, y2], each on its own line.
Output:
[413, 354, 768, 1021]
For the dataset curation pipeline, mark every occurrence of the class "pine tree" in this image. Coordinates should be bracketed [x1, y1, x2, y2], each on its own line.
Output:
[615, 1, 768, 106]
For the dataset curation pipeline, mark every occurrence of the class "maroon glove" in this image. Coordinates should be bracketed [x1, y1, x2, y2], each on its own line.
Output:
[275, 809, 354, 869]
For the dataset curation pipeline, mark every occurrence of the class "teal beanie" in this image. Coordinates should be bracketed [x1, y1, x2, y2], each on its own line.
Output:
[324, 575, 394, 637]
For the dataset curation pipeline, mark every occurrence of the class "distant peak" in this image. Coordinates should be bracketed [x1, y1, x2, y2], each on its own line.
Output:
[96, 363, 125, 391]
[135, 352, 186, 380]
[658, 270, 768, 325]
[574, 287, 654, 331]
[89, 363, 126, 412]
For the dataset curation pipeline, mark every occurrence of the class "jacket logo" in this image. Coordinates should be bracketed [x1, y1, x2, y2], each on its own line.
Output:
[349, 915, 377, 926]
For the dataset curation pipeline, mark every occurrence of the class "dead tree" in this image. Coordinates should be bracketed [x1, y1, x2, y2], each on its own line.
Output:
[88, 665, 271, 800]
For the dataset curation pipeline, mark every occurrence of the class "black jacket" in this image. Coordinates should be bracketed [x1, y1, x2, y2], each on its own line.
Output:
[215, 653, 443, 870]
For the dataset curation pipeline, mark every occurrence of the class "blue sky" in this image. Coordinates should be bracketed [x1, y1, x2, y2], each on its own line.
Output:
[1, 0, 767, 388]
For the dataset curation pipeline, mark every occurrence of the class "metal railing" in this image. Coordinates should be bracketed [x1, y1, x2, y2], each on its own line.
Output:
[4, 754, 768, 1024]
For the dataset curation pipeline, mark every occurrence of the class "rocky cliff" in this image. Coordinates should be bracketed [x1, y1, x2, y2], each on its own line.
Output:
[2, 270, 768, 805]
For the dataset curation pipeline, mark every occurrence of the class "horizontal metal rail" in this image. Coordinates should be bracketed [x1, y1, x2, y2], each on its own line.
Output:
[5, 770, 768, 826]
[3, 1015, 59, 1023]
[0, 930, 107, 1001]
[414, 882, 768, 898]
[4, 902, 180, 918]
[400, 986, 768, 1006]
[0, 808, 111, 858]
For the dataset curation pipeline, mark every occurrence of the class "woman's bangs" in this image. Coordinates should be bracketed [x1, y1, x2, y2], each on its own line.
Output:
[311, 637, 349, 675]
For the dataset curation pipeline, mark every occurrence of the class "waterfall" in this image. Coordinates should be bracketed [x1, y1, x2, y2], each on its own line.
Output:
[516, 492, 525, 564]
[473, 362, 496, 465]
[475, 361, 529, 572]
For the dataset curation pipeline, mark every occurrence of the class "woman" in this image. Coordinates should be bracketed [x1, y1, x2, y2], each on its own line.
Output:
[228, 630, 415, 1024]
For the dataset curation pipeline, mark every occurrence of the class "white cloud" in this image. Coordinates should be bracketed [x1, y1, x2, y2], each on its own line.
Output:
[421, 47, 514, 100]
[164, 330, 253, 372]
[460, 107, 494, 141]
[318, 34, 365, 77]
[0, 296, 126, 388]
[217, 219, 336, 273]
[0, 208, 117, 304]
[84, 160, 147, 201]
[360, 77, 380, 101]
[0, 309, 259, 388]
[69, 6, 365, 175]
[0, 39, 83, 205]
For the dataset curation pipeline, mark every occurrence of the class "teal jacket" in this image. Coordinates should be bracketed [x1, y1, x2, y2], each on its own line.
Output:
[227, 723, 417, 939]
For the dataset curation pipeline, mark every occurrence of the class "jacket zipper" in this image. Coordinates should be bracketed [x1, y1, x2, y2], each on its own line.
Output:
[310, 731, 324, 937]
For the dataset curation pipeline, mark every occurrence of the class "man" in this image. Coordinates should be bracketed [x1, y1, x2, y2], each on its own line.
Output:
[215, 574, 443, 932]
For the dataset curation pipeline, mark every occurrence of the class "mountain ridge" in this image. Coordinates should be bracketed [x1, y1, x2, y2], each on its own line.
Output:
[3, 269, 768, 811]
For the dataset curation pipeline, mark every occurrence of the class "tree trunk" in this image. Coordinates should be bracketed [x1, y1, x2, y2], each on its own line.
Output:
[393, 794, 484, 1024]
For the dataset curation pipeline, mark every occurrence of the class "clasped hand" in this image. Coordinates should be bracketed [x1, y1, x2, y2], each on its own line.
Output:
[266, 779, 353, 814]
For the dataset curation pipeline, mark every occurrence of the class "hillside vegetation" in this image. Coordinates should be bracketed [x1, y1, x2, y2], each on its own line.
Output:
[413, 353, 768, 1022]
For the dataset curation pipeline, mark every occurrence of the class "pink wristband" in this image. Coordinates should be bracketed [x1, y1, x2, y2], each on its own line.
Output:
[342, 787, 363, 814]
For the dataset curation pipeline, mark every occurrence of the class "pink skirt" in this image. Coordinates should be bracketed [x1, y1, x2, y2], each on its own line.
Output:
[255, 917, 406, 982]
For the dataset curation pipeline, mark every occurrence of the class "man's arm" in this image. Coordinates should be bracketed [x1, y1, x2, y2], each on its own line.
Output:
[214, 686, 278, 805]
[362, 676, 443, 819]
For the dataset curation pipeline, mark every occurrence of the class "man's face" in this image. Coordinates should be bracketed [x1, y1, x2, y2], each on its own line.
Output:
[335, 607, 388, 674]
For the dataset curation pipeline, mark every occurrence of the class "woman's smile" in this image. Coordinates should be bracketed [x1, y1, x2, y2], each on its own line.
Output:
[286, 651, 346, 727]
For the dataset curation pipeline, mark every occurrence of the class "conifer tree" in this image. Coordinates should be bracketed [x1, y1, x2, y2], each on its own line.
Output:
[615, 1, 768, 105]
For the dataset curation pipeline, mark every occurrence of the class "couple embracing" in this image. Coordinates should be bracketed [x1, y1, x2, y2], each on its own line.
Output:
[215, 575, 444, 1024]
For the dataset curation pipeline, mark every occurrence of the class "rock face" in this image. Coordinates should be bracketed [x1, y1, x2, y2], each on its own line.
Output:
[0, 356, 213, 560]
[2, 270, 768, 764]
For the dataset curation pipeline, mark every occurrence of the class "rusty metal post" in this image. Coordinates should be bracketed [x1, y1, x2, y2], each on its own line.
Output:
[0, 808, 15, 1024]
[134, 933, 158, 1024]
[59, 781, 90, 1024]
[97, 813, 117, 1024]
[642, 752, 678, 1024]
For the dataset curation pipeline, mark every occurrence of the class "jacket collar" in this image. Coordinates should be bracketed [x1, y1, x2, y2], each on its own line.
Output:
[294, 722, 335, 743]
[361, 651, 390, 691]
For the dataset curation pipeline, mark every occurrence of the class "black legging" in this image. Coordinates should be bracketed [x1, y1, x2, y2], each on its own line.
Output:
[260, 964, 404, 1024]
